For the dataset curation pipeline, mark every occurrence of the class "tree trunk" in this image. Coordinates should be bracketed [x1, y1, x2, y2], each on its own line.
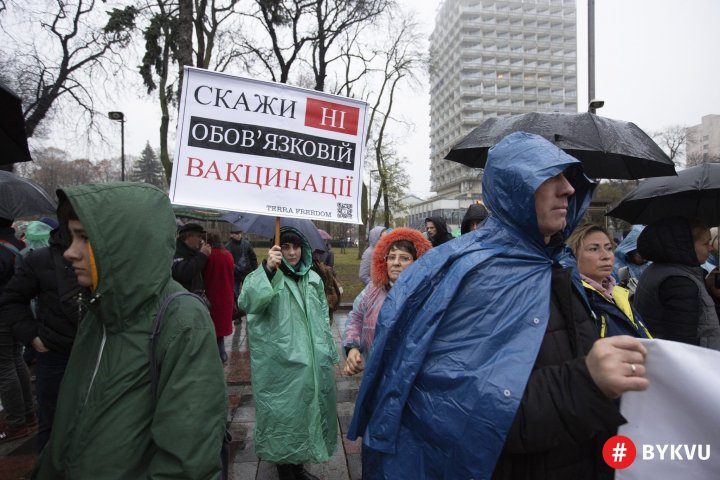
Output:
[177, 0, 194, 96]
[358, 182, 367, 259]
[158, 39, 172, 182]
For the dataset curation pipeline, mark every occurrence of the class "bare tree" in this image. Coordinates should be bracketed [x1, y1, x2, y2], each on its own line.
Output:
[364, 14, 423, 231]
[138, 0, 179, 182]
[650, 124, 688, 166]
[308, 0, 391, 91]
[193, 0, 241, 69]
[137, 0, 242, 181]
[1, 1, 136, 138]
[177, 0, 194, 93]
[235, 0, 314, 84]
[367, 140, 410, 228]
[16, 146, 117, 193]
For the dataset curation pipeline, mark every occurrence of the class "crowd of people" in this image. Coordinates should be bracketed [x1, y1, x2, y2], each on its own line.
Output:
[0, 131, 718, 479]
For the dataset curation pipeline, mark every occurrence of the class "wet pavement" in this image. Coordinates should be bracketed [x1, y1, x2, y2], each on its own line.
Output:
[0, 311, 363, 480]
[226, 311, 362, 480]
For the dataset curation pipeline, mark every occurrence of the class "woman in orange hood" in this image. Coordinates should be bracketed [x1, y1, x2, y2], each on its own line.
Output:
[343, 227, 431, 375]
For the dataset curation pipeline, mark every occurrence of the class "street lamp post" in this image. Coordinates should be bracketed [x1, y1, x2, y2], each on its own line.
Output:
[588, 0, 596, 111]
[587, 0, 605, 116]
[108, 111, 126, 181]
[588, 99, 604, 115]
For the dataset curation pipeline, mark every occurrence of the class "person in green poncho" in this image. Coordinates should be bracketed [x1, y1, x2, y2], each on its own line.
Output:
[33, 183, 227, 480]
[239, 226, 338, 480]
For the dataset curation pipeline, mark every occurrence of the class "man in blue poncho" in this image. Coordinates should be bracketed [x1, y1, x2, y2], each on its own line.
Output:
[348, 132, 650, 480]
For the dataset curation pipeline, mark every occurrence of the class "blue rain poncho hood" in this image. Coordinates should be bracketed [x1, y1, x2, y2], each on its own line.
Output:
[613, 224, 649, 280]
[347, 132, 596, 479]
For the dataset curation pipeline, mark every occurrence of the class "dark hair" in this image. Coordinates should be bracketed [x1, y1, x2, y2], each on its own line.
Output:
[56, 193, 80, 246]
[207, 232, 223, 245]
[280, 231, 302, 247]
[178, 231, 203, 242]
[388, 240, 417, 259]
[56, 195, 79, 223]
[689, 218, 709, 241]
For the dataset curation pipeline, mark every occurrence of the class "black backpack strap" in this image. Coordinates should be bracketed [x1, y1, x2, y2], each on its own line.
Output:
[150, 291, 204, 400]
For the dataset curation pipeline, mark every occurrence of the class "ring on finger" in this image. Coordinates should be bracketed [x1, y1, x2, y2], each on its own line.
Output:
[629, 363, 637, 376]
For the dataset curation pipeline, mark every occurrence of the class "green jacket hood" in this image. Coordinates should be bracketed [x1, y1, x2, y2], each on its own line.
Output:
[280, 225, 313, 276]
[58, 182, 177, 326]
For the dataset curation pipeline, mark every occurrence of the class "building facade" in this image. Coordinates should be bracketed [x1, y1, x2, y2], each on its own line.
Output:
[428, 0, 578, 201]
[686, 114, 720, 166]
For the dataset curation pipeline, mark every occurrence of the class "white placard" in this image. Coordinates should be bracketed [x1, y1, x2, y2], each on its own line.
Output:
[616, 339, 720, 479]
[169, 67, 368, 224]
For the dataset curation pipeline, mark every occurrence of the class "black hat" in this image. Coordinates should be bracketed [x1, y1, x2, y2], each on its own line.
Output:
[178, 223, 205, 235]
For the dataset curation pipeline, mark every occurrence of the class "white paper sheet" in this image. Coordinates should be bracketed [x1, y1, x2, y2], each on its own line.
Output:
[616, 339, 720, 479]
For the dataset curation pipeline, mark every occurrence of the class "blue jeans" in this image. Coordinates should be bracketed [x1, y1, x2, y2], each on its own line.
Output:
[0, 330, 33, 427]
[35, 350, 69, 451]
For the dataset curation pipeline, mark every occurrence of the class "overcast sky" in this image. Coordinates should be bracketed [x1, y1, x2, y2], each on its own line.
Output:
[394, 0, 720, 197]
[32, 0, 720, 199]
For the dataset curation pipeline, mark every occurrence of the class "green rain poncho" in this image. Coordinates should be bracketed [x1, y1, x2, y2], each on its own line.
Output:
[34, 183, 227, 480]
[239, 226, 338, 464]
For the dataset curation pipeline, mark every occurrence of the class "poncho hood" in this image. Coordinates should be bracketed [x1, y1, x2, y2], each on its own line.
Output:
[57, 182, 177, 329]
[278, 225, 313, 276]
[367, 226, 387, 248]
[482, 131, 593, 248]
[614, 225, 649, 280]
[616, 225, 644, 258]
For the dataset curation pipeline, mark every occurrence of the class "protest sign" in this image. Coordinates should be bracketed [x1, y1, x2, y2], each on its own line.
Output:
[615, 339, 720, 479]
[169, 67, 368, 224]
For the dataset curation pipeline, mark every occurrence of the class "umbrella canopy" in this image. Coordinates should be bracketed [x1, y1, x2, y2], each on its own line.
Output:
[0, 82, 33, 166]
[445, 112, 675, 180]
[0, 170, 57, 220]
[221, 211, 326, 252]
[317, 228, 332, 240]
[607, 162, 720, 226]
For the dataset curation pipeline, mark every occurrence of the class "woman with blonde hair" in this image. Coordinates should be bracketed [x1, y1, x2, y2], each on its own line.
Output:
[567, 223, 651, 339]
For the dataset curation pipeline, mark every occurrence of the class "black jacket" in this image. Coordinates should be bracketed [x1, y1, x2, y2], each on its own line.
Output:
[225, 237, 258, 281]
[635, 217, 719, 348]
[172, 239, 208, 293]
[425, 216, 454, 247]
[492, 265, 624, 480]
[0, 226, 25, 289]
[0, 230, 82, 355]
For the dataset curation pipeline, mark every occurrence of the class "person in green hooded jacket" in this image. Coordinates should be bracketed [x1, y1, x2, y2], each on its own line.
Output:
[34, 182, 227, 480]
[239, 226, 338, 480]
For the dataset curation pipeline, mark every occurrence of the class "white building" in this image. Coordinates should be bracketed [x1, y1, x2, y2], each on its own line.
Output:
[426, 0, 578, 203]
[686, 114, 720, 166]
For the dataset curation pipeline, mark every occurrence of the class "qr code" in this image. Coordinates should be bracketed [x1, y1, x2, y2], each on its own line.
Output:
[337, 203, 353, 219]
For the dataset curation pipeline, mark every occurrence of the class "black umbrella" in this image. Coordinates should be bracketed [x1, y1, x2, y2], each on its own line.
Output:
[607, 162, 720, 225]
[0, 170, 57, 220]
[0, 82, 33, 166]
[221, 211, 326, 252]
[445, 112, 675, 179]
